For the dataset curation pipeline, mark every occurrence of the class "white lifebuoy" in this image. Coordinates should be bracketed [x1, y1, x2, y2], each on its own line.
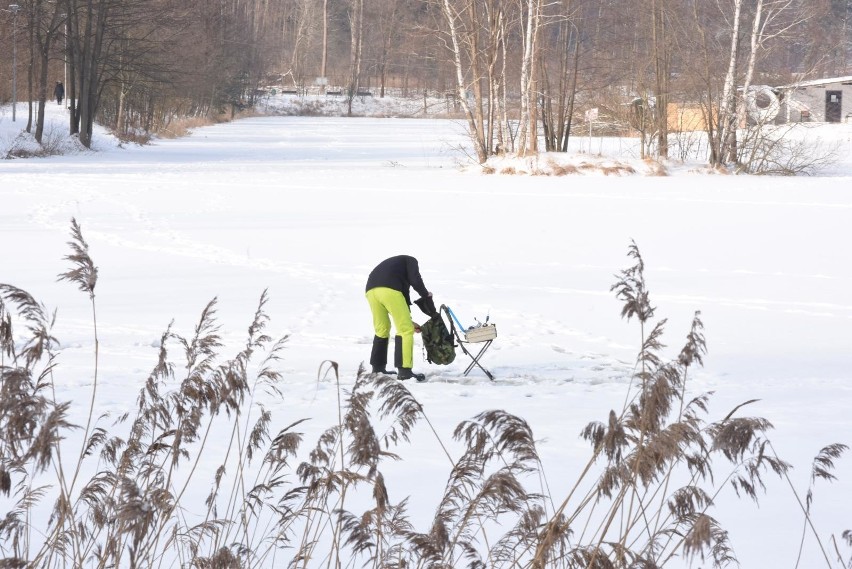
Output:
[745, 85, 780, 123]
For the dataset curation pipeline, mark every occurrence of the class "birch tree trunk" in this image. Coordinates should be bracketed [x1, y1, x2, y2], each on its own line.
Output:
[439, 0, 488, 163]
[517, 0, 542, 156]
[739, 0, 764, 128]
[741, 0, 811, 125]
[321, 0, 328, 89]
[116, 79, 127, 135]
[346, 0, 364, 115]
[652, 0, 669, 158]
[465, 0, 488, 155]
[717, 0, 743, 165]
[486, 5, 504, 154]
[499, 13, 511, 153]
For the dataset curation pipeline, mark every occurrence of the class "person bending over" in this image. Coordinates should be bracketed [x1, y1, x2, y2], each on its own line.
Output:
[365, 255, 432, 381]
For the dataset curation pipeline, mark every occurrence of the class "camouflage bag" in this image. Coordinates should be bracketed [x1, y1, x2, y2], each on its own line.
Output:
[420, 313, 456, 365]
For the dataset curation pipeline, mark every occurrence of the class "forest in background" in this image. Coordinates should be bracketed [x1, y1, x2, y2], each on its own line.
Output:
[0, 0, 850, 165]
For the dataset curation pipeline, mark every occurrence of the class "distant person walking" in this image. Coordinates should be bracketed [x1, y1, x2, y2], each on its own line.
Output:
[54, 81, 64, 105]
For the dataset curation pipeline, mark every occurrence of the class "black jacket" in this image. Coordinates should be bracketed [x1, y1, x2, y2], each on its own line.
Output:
[365, 255, 429, 306]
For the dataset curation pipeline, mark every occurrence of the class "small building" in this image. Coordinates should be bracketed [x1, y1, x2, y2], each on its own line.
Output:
[776, 75, 852, 123]
[667, 103, 710, 132]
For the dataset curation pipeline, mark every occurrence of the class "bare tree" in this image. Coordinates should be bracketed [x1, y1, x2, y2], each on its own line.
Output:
[346, 0, 365, 114]
[517, 0, 543, 156]
[322, 0, 329, 86]
[651, 0, 669, 158]
[437, 0, 488, 162]
[372, 0, 410, 97]
[712, 0, 824, 167]
[714, 0, 745, 165]
[64, 0, 111, 148]
[539, 0, 582, 153]
[2, 0, 842, 167]
[274, 0, 318, 88]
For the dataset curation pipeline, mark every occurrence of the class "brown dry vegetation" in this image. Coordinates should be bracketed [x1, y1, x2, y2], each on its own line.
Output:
[643, 159, 669, 177]
[547, 161, 580, 176]
[599, 164, 637, 176]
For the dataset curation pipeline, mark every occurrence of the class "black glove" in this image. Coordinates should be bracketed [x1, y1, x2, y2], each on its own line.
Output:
[414, 295, 438, 318]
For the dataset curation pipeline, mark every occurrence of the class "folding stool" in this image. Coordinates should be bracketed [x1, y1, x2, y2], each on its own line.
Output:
[442, 305, 497, 381]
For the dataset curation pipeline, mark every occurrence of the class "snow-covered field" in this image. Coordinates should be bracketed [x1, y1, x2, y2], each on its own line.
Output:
[1, 98, 851, 567]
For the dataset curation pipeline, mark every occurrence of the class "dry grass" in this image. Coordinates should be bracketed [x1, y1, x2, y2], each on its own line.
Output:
[600, 164, 636, 176]
[1, 224, 849, 568]
[120, 107, 259, 144]
[547, 161, 580, 176]
[689, 164, 732, 175]
[643, 159, 669, 176]
[156, 115, 217, 139]
[115, 130, 153, 145]
[486, 158, 639, 177]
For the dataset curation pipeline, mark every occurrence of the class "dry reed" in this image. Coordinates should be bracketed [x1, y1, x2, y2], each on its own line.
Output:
[0, 222, 848, 569]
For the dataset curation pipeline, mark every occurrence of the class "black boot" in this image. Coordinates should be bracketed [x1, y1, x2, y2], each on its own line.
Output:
[394, 337, 425, 380]
[397, 367, 426, 382]
[370, 336, 395, 374]
[394, 335, 403, 369]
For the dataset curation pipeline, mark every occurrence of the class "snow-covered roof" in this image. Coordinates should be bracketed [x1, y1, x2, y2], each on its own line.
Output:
[779, 75, 852, 89]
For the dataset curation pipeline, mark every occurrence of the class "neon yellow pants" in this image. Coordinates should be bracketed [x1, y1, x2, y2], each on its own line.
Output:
[366, 287, 415, 368]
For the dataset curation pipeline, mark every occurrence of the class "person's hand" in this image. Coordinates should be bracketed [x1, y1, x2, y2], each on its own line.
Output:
[414, 323, 422, 333]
